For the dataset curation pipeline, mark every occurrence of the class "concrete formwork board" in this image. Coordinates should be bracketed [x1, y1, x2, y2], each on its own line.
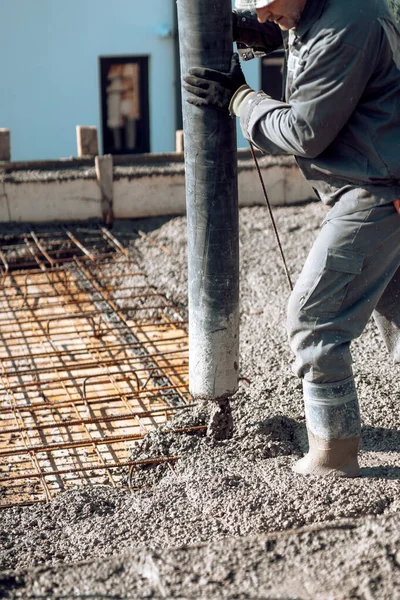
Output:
[238, 163, 315, 207]
[0, 152, 316, 223]
[113, 173, 186, 219]
[0, 179, 102, 223]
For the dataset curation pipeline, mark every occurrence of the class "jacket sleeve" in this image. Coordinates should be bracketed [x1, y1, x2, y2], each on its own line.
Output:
[233, 9, 283, 60]
[239, 21, 383, 157]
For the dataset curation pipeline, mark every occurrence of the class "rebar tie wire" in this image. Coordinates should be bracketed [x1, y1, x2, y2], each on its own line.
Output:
[249, 142, 293, 291]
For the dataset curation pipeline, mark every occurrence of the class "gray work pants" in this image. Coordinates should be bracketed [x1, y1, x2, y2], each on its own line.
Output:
[287, 203, 400, 385]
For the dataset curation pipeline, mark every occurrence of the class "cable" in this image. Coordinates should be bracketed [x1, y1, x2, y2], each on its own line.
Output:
[248, 142, 293, 291]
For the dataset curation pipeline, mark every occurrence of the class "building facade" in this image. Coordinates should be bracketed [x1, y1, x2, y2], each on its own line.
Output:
[0, 0, 260, 161]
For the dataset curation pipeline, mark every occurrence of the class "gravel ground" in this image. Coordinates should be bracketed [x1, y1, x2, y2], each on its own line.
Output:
[1, 201, 400, 598]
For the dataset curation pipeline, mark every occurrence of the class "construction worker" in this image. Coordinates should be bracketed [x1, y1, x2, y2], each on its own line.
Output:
[183, 0, 400, 477]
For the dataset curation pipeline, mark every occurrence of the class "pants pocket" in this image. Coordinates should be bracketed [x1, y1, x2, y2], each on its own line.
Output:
[300, 248, 364, 316]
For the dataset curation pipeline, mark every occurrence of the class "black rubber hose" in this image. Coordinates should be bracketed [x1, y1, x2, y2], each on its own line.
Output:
[176, 0, 239, 399]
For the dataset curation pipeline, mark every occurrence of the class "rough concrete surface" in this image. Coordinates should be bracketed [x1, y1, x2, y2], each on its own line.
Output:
[2, 513, 400, 599]
[2, 201, 400, 598]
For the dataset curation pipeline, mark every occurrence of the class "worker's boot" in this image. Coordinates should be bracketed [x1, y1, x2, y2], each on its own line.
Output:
[293, 430, 360, 477]
[293, 376, 361, 478]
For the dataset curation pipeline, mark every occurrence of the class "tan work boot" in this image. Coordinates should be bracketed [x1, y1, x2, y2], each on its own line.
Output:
[293, 429, 360, 478]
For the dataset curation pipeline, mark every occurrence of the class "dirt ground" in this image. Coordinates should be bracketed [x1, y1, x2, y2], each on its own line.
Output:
[1, 201, 400, 599]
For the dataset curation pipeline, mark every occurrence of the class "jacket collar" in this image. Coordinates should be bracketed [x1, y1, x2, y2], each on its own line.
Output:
[295, 0, 328, 38]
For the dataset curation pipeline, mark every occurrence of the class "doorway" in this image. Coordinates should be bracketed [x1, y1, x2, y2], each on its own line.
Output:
[99, 55, 150, 155]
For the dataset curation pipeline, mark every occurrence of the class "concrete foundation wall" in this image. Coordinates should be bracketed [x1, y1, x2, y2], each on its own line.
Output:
[0, 180, 103, 223]
[0, 152, 316, 223]
[114, 175, 186, 219]
[238, 165, 315, 208]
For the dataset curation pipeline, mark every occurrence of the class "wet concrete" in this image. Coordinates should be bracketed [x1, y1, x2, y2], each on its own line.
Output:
[1, 201, 400, 597]
[206, 398, 234, 440]
[3, 512, 400, 599]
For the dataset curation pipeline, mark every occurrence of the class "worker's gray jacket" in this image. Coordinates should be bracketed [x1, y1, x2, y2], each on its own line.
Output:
[235, 0, 400, 214]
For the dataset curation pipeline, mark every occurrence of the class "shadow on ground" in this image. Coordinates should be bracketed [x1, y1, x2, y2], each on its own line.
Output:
[361, 425, 400, 452]
[361, 466, 400, 479]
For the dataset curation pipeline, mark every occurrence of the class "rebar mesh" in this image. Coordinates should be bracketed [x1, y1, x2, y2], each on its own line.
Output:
[0, 226, 191, 508]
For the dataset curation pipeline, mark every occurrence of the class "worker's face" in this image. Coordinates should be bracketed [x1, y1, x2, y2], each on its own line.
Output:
[256, 0, 307, 30]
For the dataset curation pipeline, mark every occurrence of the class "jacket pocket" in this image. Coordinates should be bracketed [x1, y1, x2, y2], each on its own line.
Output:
[300, 248, 364, 316]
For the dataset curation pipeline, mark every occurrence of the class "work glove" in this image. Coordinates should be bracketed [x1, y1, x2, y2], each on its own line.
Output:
[183, 53, 246, 114]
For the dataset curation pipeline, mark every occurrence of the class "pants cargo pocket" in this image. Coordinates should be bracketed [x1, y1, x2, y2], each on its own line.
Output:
[300, 248, 364, 316]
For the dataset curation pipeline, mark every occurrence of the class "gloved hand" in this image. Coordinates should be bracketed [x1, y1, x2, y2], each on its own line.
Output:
[183, 53, 246, 114]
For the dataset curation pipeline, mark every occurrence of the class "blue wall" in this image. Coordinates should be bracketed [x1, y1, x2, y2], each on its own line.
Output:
[0, 0, 259, 160]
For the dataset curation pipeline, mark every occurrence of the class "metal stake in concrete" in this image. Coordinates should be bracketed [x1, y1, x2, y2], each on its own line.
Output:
[0, 129, 11, 162]
[76, 126, 99, 157]
[177, 0, 239, 436]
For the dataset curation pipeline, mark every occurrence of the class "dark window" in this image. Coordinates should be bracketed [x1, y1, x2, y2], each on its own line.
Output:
[261, 49, 285, 101]
[99, 55, 150, 155]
